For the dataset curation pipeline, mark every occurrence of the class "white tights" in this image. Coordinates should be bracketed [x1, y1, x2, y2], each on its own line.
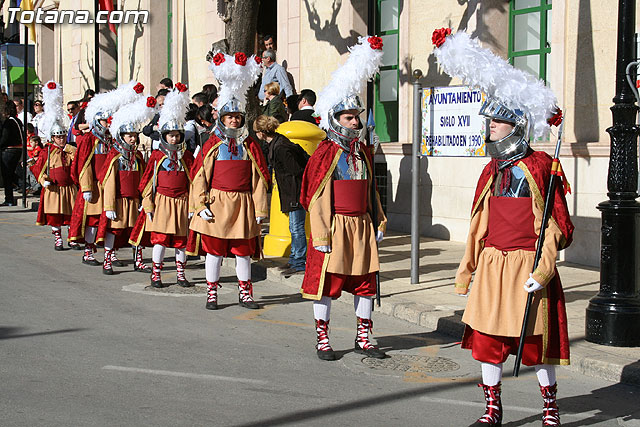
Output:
[85, 226, 97, 244]
[312, 295, 373, 321]
[152, 245, 186, 263]
[205, 254, 250, 282]
[481, 362, 557, 386]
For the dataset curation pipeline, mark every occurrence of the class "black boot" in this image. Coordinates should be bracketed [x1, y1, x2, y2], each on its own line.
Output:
[354, 317, 386, 359]
[315, 319, 336, 361]
[206, 281, 219, 310]
[238, 280, 259, 309]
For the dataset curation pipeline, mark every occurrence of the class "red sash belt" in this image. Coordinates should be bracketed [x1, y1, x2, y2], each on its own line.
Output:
[157, 170, 189, 198]
[117, 170, 140, 198]
[485, 196, 537, 251]
[212, 160, 252, 192]
[49, 165, 74, 186]
[333, 179, 368, 216]
[92, 153, 107, 178]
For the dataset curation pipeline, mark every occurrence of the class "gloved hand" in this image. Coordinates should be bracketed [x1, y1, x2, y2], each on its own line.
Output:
[199, 208, 213, 221]
[314, 245, 331, 253]
[42, 180, 52, 188]
[376, 230, 384, 243]
[105, 210, 117, 220]
[524, 273, 543, 293]
[256, 216, 266, 224]
[83, 191, 92, 201]
[138, 205, 144, 212]
[147, 212, 153, 222]
[188, 212, 194, 219]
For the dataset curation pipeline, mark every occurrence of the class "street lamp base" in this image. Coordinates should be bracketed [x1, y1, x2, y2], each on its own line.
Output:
[585, 296, 640, 346]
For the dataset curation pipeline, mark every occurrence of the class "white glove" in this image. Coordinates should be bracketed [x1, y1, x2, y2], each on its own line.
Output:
[199, 208, 213, 221]
[147, 212, 153, 222]
[188, 212, 194, 219]
[42, 180, 52, 188]
[376, 230, 384, 243]
[105, 210, 117, 220]
[314, 245, 332, 253]
[256, 216, 266, 224]
[83, 191, 92, 201]
[138, 205, 144, 212]
[524, 273, 543, 293]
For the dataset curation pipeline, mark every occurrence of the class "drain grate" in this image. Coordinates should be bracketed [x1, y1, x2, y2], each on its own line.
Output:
[362, 354, 460, 373]
[144, 284, 207, 294]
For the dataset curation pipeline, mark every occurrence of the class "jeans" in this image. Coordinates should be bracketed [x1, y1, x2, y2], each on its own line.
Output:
[1, 149, 22, 204]
[288, 208, 307, 271]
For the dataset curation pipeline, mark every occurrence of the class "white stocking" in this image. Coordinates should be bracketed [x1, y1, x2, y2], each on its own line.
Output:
[152, 244, 166, 263]
[354, 295, 373, 319]
[313, 296, 332, 321]
[535, 364, 556, 387]
[481, 362, 503, 386]
[51, 226, 61, 232]
[205, 253, 223, 283]
[104, 232, 115, 250]
[85, 226, 97, 244]
[235, 255, 251, 281]
[175, 247, 186, 263]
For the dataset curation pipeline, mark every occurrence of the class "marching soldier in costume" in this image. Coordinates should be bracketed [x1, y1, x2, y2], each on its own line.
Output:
[130, 82, 195, 288]
[33, 81, 78, 250]
[187, 51, 270, 310]
[433, 29, 573, 426]
[70, 81, 145, 266]
[300, 36, 387, 361]
[96, 93, 158, 275]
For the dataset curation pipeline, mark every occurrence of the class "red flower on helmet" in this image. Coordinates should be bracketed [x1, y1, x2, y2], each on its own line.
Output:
[175, 82, 187, 92]
[47, 82, 57, 89]
[235, 52, 248, 66]
[212, 53, 226, 66]
[547, 108, 563, 127]
[432, 28, 452, 48]
[254, 56, 262, 65]
[133, 82, 144, 94]
[107, 116, 113, 126]
[147, 96, 157, 108]
[368, 36, 383, 51]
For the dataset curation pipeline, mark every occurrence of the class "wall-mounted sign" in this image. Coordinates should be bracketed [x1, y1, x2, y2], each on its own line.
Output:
[421, 86, 487, 157]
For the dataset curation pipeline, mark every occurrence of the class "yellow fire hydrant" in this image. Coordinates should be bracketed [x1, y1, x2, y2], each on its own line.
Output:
[263, 120, 326, 257]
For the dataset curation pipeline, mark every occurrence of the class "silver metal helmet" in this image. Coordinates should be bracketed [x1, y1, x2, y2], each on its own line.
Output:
[91, 111, 111, 140]
[479, 98, 531, 161]
[219, 97, 244, 117]
[326, 94, 366, 151]
[113, 127, 139, 157]
[214, 98, 248, 142]
[49, 121, 67, 137]
[159, 121, 186, 160]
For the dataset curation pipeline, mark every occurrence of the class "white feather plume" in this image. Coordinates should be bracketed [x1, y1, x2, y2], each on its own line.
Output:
[433, 31, 558, 139]
[84, 80, 143, 126]
[40, 80, 66, 140]
[109, 94, 157, 140]
[208, 53, 261, 112]
[158, 84, 191, 130]
[314, 36, 383, 130]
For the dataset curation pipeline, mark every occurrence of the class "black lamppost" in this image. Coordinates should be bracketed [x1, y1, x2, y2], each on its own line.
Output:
[585, 0, 640, 346]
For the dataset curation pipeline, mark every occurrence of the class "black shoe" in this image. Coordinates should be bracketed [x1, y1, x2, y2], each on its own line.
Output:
[177, 279, 193, 288]
[281, 267, 304, 277]
[54, 244, 63, 251]
[206, 301, 219, 310]
[316, 349, 336, 361]
[111, 259, 125, 267]
[0, 201, 16, 207]
[103, 267, 114, 275]
[277, 263, 292, 271]
[187, 255, 200, 261]
[151, 280, 164, 288]
[133, 264, 151, 273]
[238, 297, 260, 310]
[82, 258, 101, 266]
[69, 242, 82, 250]
[354, 342, 387, 359]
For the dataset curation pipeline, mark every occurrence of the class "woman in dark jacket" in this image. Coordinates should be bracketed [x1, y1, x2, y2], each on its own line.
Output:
[254, 115, 309, 275]
[262, 82, 288, 124]
[0, 101, 25, 206]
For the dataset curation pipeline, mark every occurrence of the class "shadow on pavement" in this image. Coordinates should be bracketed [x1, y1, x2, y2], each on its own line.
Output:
[375, 330, 459, 351]
[0, 326, 87, 340]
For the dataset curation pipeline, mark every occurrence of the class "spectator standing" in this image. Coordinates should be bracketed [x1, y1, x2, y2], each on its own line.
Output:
[14, 98, 32, 124]
[66, 100, 80, 146]
[73, 89, 96, 134]
[157, 78, 173, 91]
[191, 92, 208, 108]
[142, 89, 169, 150]
[202, 84, 218, 105]
[0, 101, 25, 206]
[290, 89, 318, 124]
[263, 34, 276, 51]
[258, 50, 293, 101]
[184, 103, 200, 153]
[262, 82, 288, 124]
[31, 100, 46, 137]
[254, 115, 309, 276]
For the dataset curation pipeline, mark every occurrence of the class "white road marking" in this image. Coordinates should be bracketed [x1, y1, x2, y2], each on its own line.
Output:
[419, 397, 611, 421]
[102, 365, 268, 385]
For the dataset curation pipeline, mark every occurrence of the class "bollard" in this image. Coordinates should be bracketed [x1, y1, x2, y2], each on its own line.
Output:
[263, 120, 326, 257]
[411, 69, 423, 285]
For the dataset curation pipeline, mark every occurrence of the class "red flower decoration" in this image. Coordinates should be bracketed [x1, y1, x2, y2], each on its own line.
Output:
[432, 27, 452, 48]
[235, 52, 248, 66]
[212, 52, 226, 66]
[254, 56, 262, 65]
[147, 96, 157, 108]
[175, 82, 187, 92]
[636, 80, 640, 89]
[547, 108, 563, 127]
[133, 82, 144, 94]
[106, 116, 113, 126]
[47, 82, 57, 89]
[368, 36, 383, 51]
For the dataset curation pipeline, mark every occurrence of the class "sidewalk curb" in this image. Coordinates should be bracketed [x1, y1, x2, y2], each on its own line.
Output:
[234, 260, 640, 387]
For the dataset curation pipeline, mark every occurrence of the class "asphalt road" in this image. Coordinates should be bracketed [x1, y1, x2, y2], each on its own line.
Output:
[1, 207, 638, 426]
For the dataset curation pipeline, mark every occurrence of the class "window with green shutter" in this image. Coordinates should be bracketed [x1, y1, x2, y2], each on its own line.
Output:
[509, 0, 552, 83]
[374, 0, 399, 142]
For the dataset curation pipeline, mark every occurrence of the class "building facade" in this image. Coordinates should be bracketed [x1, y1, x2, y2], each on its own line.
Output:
[9, 0, 640, 267]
